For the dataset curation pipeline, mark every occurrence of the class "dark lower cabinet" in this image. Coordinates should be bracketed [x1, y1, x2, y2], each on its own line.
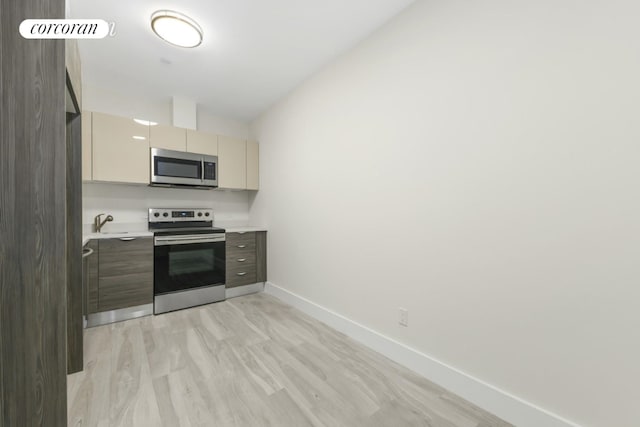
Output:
[226, 231, 267, 288]
[96, 237, 154, 312]
[256, 231, 267, 283]
[85, 240, 99, 314]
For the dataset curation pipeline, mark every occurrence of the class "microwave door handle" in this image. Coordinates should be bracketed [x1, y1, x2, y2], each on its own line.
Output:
[201, 158, 205, 182]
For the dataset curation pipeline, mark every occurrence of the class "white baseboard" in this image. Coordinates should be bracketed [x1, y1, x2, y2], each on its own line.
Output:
[264, 281, 581, 427]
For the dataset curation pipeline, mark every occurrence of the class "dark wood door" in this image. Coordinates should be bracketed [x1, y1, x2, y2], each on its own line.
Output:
[98, 238, 154, 311]
[0, 0, 68, 424]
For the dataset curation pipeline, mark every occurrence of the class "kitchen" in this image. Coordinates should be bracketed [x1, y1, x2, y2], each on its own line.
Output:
[2, 1, 640, 427]
[79, 111, 267, 319]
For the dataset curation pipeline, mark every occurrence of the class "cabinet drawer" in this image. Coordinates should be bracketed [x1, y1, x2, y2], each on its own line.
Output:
[226, 232, 256, 247]
[226, 264, 257, 287]
[98, 272, 153, 311]
[226, 249, 256, 268]
[227, 245, 255, 261]
[227, 252, 256, 266]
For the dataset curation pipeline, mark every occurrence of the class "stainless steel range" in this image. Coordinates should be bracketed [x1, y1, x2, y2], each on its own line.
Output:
[149, 208, 226, 314]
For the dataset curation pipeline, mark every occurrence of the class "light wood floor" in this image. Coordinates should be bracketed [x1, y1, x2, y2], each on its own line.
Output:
[67, 293, 511, 427]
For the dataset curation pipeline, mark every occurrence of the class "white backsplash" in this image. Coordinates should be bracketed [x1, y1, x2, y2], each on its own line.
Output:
[83, 182, 250, 233]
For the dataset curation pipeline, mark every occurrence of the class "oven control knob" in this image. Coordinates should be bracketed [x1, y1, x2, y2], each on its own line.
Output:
[154, 212, 160, 217]
[197, 212, 203, 217]
[205, 212, 210, 217]
[163, 212, 169, 217]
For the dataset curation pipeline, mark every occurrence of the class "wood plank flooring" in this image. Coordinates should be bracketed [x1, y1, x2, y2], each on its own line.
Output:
[67, 293, 511, 427]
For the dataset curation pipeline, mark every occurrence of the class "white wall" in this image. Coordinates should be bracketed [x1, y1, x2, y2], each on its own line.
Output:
[83, 183, 249, 232]
[82, 84, 251, 229]
[249, 1, 640, 426]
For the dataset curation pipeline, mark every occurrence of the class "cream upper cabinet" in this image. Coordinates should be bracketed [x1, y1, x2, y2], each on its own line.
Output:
[186, 129, 217, 156]
[246, 140, 259, 190]
[149, 124, 186, 151]
[218, 136, 246, 189]
[92, 112, 150, 184]
[66, 40, 82, 111]
[81, 111, 92, 181]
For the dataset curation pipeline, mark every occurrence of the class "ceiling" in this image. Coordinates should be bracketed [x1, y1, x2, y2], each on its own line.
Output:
[71, 0, 415, 121]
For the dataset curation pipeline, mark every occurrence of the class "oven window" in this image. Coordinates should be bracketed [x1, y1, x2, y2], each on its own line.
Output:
[154, 241, 226, 295]
[155, 156, 201, 179]
[169, 248, 214, 276]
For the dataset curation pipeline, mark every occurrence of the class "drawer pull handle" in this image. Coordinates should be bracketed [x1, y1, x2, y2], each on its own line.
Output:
[237, 244, 246, 248]
[237, 258, 246, 262]
[82, 248, 94, 258]
[237, 232, 246, 235]
[236, 272, 247, 276]
[119, 237, 136, 241]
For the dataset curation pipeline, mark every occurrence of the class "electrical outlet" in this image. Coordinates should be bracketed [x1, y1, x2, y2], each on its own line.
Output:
[399, 308, 408, 327]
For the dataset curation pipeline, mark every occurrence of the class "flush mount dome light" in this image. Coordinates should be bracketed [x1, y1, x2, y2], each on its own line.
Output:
[151, 10, 203, 48]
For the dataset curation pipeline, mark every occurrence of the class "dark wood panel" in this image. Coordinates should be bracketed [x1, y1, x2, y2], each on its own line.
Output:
[226, 249, 256, 265]
[85, 240, 99, 314]
[227, 243, 256, 255]
[98, 237, 153, 277]
[226, 266, 257, 288]
[98, 237, 153, 311]
[98, 272, 154, 311]
[256, 231, 267, 283]
[226, 232, 256, 247]
[227, 263, 257, 276]
[98, 236, 153, 253]
[66, 113, 83, 374]
[0, 0, 67, 424]
[226, 245, 256, 260]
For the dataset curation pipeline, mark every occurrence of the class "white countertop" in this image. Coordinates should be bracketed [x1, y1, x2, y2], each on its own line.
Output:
[82, 231, 153, 246]
[82, 225, 266, 246]
[220, 225, 268, 233]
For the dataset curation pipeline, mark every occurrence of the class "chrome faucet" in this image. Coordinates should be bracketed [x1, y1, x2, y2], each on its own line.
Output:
[94, 213, 114, 233]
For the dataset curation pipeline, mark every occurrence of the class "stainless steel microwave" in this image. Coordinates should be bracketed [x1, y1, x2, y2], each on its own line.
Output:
[150, 148, 218, 189]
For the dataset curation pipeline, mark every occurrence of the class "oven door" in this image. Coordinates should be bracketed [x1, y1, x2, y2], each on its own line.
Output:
[154, 234, 226, 296]
[151, 148, 207, 186]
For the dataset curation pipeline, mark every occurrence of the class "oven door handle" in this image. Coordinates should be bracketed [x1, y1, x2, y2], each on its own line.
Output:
[154, 234, 225, 246]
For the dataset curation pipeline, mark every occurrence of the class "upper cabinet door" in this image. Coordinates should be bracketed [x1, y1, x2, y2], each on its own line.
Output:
[149, 124, 187, 151]
[186, 129, 217, 156]
[246, 140, 259, 190]
[218, 136, 246, 189]
[92, 112, 150, 184]
[81, 111, 92, 181]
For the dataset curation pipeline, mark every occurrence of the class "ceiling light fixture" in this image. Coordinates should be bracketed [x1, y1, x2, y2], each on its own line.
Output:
[151, 10, 203, 48]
